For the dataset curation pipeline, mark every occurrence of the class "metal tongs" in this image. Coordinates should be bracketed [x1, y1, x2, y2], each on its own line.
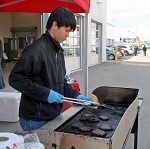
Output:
[62, 97, 114, 110]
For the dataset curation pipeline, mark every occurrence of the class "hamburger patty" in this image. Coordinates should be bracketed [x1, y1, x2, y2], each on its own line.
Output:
[88, 117, 100, 123]
[71, 122, 84, 128]
[79, 113, 94, 121]
[79, 116, 90, 121]
[91, 129, 106, 137]
[99, 124, 112, 131]
[99, 115, 109, 121]
[78, 126, 92, 132]
[83, 113, 94, 117]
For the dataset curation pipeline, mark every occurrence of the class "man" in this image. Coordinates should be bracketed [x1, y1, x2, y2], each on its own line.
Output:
[9, 7, 93, 131]
[143, 45, 147, 56]
[134, 45, 138, 56]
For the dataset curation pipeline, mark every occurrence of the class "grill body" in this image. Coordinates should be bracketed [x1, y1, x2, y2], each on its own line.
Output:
[36, 86, 140, 149]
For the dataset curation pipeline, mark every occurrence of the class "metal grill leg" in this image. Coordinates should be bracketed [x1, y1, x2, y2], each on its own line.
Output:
[131, 113, 139, 149]
[134, 130, 138, 149]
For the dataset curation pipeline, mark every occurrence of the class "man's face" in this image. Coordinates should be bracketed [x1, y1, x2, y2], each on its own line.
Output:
[52, 21, 72, 43]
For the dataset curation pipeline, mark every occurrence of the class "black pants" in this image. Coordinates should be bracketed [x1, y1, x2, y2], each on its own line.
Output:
[143, 50, 146, 56]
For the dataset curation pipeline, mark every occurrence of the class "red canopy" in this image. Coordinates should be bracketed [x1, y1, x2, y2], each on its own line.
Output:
[0, 0, 90, 13]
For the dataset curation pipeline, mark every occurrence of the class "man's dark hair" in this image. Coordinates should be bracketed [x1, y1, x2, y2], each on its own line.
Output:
[46, 7, 76, 31]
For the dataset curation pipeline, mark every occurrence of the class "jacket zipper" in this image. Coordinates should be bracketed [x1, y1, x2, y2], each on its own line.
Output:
[56, 53, 60, 115]
[56, 53, 58, 83]
[38, 102, 41, 120]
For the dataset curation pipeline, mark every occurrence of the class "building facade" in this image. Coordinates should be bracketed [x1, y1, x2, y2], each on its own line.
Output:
[0, 0, 110, 72]
[106, 17, 115, 46]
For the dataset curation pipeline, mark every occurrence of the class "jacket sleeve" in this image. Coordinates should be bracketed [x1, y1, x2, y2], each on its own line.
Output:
[8, 48, 50, 102]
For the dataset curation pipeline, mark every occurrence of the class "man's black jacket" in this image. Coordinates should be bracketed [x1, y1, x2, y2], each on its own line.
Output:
[9, 31, 80, 121]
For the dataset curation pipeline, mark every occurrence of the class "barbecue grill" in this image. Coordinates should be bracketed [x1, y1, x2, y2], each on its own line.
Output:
[35, 86, 143, 149]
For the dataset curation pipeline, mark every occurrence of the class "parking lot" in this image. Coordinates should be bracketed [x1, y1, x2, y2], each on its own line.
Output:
[0, 50, 150, 149]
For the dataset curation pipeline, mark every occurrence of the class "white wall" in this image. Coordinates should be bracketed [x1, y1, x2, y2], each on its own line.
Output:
[12, 13, 41, 37]
[106, 17, 115, 46]
[90, 0, 107, 62]
[107, 18, 115, 39]
[0, 13, 12, 44]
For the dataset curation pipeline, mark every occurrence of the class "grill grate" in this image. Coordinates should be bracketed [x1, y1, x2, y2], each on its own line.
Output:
[56, 104, 128, 138]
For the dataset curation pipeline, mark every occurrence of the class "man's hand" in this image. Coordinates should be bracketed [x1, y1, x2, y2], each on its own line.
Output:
[47, 90, 64, 103]
[78, 95, 94, 109]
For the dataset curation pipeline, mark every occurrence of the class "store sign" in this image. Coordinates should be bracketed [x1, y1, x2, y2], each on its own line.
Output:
[123, 38, 136, 43]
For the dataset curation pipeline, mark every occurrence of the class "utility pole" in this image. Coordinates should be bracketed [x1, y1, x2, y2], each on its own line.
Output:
[128, 30, 130, 43]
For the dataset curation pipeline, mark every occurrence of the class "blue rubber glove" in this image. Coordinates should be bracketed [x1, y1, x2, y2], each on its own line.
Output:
[79, 95, 94, 109]
[79, 96, 94, 102]
[47, 90, 64, 103]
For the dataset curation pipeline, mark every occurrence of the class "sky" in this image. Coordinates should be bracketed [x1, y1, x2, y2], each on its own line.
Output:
[107, 0, 150, 41]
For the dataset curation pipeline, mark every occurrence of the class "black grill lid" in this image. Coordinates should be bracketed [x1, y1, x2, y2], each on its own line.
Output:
[92, 86, 139, 105]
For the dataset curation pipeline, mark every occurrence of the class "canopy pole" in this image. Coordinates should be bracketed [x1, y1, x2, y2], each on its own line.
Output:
[84, 13, 90, 96]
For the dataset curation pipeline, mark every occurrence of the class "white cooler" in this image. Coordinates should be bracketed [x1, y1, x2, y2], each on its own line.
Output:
[0, 92, 21, 122]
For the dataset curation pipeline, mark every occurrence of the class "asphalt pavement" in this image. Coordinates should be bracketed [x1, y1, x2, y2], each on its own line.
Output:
[0, 50, 150, 149]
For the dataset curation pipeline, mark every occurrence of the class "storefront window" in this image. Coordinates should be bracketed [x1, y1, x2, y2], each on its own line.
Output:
[62, 16, 81, 58]
[91, 22, 99, 55]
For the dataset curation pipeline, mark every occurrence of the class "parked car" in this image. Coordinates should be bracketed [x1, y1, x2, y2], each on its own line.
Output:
[106, 47, 122, 60]
[107, 46, 125, 57]
[114, 44, 134, 56]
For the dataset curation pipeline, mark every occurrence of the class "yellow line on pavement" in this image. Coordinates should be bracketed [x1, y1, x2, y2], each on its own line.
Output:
[122, 62, 150, 66]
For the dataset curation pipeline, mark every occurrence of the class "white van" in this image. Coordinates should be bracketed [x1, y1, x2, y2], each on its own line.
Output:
[114, 44, 134, 56]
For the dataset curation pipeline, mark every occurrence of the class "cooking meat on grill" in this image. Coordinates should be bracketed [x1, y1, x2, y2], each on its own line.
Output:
[79, 116, 90, 121]
[99, 124, 112, 131]
[88, 117, 100, 123]
[99, 115, 109, 121]
[78, 126, 92, 132]
[79, 113, 94, 121]
[91, 129, 106, 137]
[83, 113, 94, 117]
[71, 122, 84, 129]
